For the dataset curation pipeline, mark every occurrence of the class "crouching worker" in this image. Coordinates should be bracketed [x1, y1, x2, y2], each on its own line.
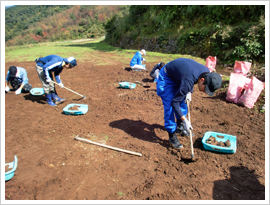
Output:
[35, 55, 77, 106]
[156, 58, 222, 149]
[130, 49, 146, 71]
[5, 66, 32, 95]
[150, 62, 165, 82]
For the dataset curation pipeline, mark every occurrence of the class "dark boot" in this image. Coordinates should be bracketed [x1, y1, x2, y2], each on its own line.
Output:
[168, 132, 183, 149]
[45, 94, 57, 106]
[51, 91, 65, 105]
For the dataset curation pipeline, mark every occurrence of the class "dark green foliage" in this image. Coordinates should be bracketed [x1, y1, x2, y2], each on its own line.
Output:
[5, 5, 265, 65]
[35, 28, 43, 36]
[104, 5, 265, 63]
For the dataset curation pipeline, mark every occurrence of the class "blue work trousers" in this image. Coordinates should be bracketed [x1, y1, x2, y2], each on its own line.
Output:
[157, 67, 188, 133]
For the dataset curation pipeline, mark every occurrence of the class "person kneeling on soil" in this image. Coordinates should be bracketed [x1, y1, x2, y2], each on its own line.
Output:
[156, 58, 222, 149]
[130, 49, 146, 71]
[5, 66, 32, 95]
[150, 62, 165, 82]
[35, 55, 77, 106]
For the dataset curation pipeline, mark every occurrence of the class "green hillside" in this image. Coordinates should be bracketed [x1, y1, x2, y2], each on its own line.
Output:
[104, 5, 265, 65]
[5, 5, 265, 65]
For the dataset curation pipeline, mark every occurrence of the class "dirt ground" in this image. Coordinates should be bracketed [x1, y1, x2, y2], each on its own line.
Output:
[4, 54, 266, 201]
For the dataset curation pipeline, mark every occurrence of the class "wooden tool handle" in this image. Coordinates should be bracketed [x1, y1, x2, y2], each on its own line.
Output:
[51, 81, 84, 98]
[187, 100, 195, 156]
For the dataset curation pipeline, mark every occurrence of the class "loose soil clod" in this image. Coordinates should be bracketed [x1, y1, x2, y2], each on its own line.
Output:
[68, 105, 80, 110]
[206, 135, 230, 147]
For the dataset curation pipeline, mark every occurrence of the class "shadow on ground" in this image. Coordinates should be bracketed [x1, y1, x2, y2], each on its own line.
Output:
[109, 118, 169, 148]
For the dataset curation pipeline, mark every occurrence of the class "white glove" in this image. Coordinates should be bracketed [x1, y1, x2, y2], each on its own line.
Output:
[185, 92, 192, 103]
[183, 118, 193, 133]
[143, 58, 146, 62]
[58, 82, 64, 88]
[46, 78, 52, 83]
[15, 88, 22, 95]
[5, 86, 10, 92]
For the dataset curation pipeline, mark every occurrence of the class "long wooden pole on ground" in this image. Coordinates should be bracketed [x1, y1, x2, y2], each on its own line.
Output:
[74, 135, 143, 157]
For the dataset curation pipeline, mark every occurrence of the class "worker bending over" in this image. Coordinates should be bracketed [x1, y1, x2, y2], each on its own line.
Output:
[156, 58, 222, 149]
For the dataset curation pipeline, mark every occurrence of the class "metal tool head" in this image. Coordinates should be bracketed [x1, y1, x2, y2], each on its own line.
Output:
[180, 157, 199, 163]
[76, 96, 86, 101]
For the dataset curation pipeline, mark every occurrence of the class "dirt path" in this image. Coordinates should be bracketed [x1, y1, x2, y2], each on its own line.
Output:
[4, 54, 265, 200]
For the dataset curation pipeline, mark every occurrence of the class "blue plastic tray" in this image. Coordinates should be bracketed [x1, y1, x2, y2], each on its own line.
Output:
[119, 82, 136, 89]
[30, 88, 44, 96]
[63, 104, 88, 115]
[202, 131, 237, 154]
[5, 155, 18, 181]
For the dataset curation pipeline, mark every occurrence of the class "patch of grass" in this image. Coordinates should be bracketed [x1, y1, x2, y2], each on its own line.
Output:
[5, 38, 207, 65]
[221, 75, 230, 89]
[46, 138, 53, 143]
[118, 192, 124, 196]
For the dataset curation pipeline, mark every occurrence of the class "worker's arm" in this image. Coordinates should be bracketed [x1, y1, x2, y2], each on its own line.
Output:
[18, 83, 24, 90]
[171, 86, 193, 131]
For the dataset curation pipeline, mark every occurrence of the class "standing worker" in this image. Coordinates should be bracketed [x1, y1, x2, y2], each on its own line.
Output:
[156, 58, 222, 149]
[35, 55, 77, 106]
[5, 66, 32, 95]
[130, 49, 147, 71]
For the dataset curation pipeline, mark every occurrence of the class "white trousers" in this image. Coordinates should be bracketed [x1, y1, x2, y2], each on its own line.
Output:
[130, 64, 146, 71]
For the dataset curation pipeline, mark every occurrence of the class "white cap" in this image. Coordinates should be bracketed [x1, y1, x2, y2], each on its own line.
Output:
[141, 49, 146, 56]
[67, 56, 75, 62]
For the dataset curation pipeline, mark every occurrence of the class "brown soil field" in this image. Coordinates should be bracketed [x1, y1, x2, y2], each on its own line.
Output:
[4, 55, 265, 201]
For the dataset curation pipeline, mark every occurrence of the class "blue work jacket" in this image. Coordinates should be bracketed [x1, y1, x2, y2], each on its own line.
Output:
[36, 55, 69, 84]
[130, 51, 143, 66]
[165, 58, 210, 118]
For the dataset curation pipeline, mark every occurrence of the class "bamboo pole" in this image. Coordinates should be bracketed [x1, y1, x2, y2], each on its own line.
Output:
[74, 135, 142, 157]
[51, 81, 85, 99]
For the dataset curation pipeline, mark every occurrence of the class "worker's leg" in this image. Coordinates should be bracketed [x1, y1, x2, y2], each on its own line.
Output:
[157, 67, 178, 133]
[21, 84, 32, 93]
[157, 67, 183, 149]
[130, 64, 146, 71]
[10, 78, 21, 90]
[51, 89, 65, 104]
[36, 65, 56, 106]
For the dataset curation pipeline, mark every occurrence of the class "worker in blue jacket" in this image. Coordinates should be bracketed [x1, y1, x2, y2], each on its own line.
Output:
[156, 58, 222, 149]
[5, 66, 32, 95]
[130, 49, 146, 71]
[35, 55, 77, 106]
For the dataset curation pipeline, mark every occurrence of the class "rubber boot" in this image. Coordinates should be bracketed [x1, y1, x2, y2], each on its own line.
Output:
[51, 91, 65, 105]
[168, 132, 183, 149]
[45, 94, 57, 106]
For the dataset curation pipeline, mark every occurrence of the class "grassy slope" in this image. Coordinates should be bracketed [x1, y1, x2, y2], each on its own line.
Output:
[5, 38, 206, 65]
